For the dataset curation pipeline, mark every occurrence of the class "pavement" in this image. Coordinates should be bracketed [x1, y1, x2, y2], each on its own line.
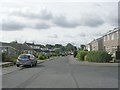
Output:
[0, 56, 56, 68]
[69, 56, 119, 67]
[2, 60, 45, 75]
[2, 56, 119, 88]
[0, 62, 14, 68]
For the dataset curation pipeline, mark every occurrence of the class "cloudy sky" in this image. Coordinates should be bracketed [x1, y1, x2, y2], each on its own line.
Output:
[0, 0, 119, 46]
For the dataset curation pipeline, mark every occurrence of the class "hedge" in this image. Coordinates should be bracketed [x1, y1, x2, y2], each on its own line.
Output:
[2, 53, 13, 62]
[76, 51, 88, 61]
[38, 54, 47, 60]
[86, 51, 112, 63]
[10, 56, 18, 64]
[2, 52, 18, 64]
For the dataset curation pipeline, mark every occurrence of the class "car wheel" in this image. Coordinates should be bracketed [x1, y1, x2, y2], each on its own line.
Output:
[16, 64, 20, 67]
[35, 61, 37, 66]
[30, 63, 33, 67]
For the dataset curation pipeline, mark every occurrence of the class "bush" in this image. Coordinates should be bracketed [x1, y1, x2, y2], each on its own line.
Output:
[86, 51, 112, 63]
[76, 51, 88, 61]
[9, 56, 18, 64]
[38, 54, 47, 60]
[2, 52, 18, 64]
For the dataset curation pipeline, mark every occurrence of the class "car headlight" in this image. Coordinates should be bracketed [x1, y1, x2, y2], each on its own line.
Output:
[17, 59, 19, 62]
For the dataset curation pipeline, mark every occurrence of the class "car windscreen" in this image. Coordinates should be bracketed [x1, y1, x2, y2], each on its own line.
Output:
[18, 55, 29, 59]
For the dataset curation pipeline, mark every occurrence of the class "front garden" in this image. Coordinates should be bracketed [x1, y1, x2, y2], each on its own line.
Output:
[75, 50, 113, 63]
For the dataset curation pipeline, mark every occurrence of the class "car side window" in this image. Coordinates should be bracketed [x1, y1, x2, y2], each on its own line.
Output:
[28, 55, 30, 59]
[30, 56, 32, 60]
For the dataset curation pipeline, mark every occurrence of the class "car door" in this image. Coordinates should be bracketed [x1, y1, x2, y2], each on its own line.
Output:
[31, 55, 36, 64]
[30, 55, 34, 64]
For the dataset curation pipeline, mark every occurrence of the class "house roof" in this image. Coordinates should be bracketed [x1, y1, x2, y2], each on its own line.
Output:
[2, 42, 32, 51]
[25, 42, 34, 46]
[103, 28, 120, 36]
[25, 42, 45, 48]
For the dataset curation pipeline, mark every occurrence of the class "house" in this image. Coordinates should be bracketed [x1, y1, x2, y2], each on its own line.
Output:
[0, 42, 18, 56]
[1, 41, 34, 56]
[25, 42, 49, 54]
[10, 41, 33, 54]
[90, 37, 104, 51]
[86, 43, 92, 51]
[86, 28, 120, 54]
[103, 28, 120, 56]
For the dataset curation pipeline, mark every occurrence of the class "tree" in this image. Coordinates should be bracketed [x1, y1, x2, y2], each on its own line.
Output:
[54, 44, 63, 48]
[46, 44, 54, 49]
[39, 45, 45, 48]
[80, 44, 86, 50]
[55, 49, 61, 55]
[65, 43, 74, 52]
[10, 40, 17, 43]
[60, 46, 65, 52]
[73, 46, 77, 52]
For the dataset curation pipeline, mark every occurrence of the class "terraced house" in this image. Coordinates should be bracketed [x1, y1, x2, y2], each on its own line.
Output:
[86, 28, 120, 57]
[103, 28, 120, 56]
[25, 42, 55, 54]
[90, 37, 104, 51]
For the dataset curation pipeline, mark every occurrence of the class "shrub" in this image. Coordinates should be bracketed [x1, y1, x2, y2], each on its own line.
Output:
[38, 54, 47, 60]
[9, 56, 18, 64]
[76, 51, 88, 61]
[86, 51, 112, 63]
[2, 52, 18, 64]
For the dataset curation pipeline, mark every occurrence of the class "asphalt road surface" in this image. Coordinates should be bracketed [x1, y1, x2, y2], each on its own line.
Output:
[2, 56, 118, 88]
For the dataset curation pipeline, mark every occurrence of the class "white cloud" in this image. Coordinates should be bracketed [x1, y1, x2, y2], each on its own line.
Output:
[80, 13, 104, 27]
[0, 1, 118, 46]
[10, 8, 53, 20]
[2, 20, 26, 31]
[48, 34, 58, 38]
[52, 15, 80, 28]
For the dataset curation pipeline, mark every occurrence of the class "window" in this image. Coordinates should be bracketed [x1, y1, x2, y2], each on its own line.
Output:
[104, 36, 107, 42]
[112, 46, 117, 53]
[104, 36, 105, 42]
[19, 55, 29, 59]
[2, 50, 3, 52]
[106, 36, 107, 41]
[111, 33, 114, 40]
[106, 47, 110, 52]
[107, 35, 110, 41]
[104, 46, 106, 51]
[30, 46, 33, 48]
[116, 31, 118, 39]
[30, 55, 34, 59]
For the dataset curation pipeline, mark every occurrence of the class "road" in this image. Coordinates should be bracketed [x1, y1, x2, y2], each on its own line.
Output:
[2, 56, 118, 88]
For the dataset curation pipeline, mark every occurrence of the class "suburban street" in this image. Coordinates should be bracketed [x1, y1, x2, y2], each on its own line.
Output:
[2, 56, 118, 88]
